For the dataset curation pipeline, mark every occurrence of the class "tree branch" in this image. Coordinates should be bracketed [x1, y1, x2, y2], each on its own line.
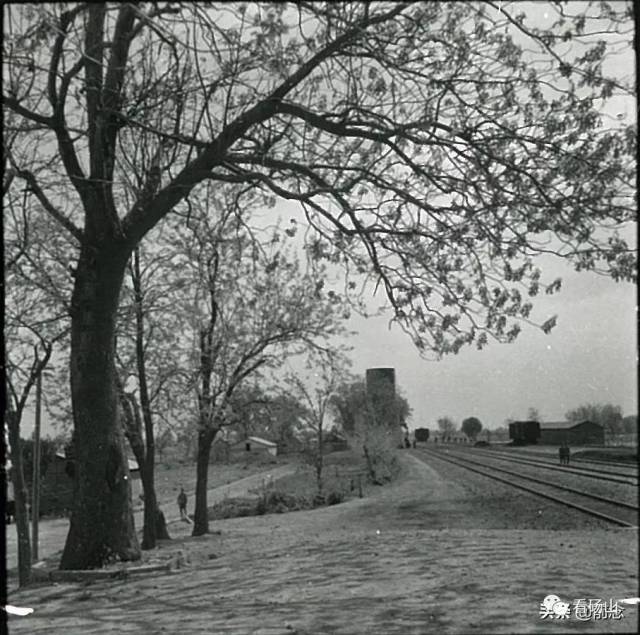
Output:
[11, 164, 84, 243]
[120, 3, 412, 246]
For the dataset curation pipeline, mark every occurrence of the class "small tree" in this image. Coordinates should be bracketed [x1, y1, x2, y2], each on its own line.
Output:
[286, 352, 348, 497]
[437, 417, 456, 440]
[461, 417, 483, 441]
[348, 414, 398, 485]
[330, 380, 411, 436]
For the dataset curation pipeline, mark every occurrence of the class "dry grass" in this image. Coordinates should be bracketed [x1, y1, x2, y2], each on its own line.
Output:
[152, 452, 294, 505]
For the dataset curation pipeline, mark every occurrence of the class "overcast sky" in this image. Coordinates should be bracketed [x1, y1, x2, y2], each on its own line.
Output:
[346, 262, 637, 429]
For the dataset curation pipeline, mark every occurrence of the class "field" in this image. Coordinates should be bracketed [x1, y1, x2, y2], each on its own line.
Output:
[151, 451, 291, 506]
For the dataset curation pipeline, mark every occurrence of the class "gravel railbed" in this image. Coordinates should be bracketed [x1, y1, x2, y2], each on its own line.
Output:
[473, 446, 639, 477]
[410, 448, 614, 530]
[426, 446, 639, 507]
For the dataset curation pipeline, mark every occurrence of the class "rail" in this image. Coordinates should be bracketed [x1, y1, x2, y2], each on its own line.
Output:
[416, 448, 637, 528]
[468, 448, 637, 484]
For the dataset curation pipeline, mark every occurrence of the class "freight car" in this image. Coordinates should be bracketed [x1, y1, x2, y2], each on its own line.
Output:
[508, 420, 541, 445]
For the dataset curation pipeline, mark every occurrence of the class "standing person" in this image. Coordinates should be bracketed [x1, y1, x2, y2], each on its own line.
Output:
[558, 444, 565, 465]
[565, 444, 571, 466]
[177, 487, 188, 520]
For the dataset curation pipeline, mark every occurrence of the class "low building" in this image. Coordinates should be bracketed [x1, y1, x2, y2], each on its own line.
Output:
[539, 420, 604, 446]
[246, 436, 278, 457]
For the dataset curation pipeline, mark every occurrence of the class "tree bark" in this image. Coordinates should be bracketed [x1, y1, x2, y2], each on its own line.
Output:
[128, 248, 170, 549]
[123, 405, 171, 549]
[139, 464, 166, 548]
[316, 426, 324, 495]
[7, 411, 32, 586]
[192, 427, 216, 536]
[61, 244, 140, 569]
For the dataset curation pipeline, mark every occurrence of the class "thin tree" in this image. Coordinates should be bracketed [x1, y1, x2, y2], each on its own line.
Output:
[4, 134, 70, 585]
[437, 416, 457, 440]
[115, 240, 191, 549]
[3, 3, 635, 568]
[286, 352, 349, 497]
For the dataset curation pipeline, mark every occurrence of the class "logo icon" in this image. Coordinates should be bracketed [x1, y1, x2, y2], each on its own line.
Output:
[539, 594, 571, 619]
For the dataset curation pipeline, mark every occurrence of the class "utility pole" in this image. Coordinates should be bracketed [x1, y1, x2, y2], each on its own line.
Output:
[31, 372, 42, 562]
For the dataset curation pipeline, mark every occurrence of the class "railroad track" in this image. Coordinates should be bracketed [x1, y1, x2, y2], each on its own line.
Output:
[456, 447, 638, 485]
[416, 447, 638, 528]
[485, 447, 638, 474]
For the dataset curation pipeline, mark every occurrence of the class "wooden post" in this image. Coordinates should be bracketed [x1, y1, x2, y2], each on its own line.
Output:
[32, 372, 42, 562]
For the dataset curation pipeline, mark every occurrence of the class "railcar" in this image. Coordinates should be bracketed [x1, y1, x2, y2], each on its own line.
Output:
[508, 420, 541, 445]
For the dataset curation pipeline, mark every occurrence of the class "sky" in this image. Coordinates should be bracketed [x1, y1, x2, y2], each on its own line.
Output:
[344, 261, 637, 430]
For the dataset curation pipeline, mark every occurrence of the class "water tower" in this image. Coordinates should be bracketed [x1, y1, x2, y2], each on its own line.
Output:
[365, 368, 400, 441]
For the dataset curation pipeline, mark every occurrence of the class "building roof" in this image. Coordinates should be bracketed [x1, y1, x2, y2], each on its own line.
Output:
[540, 420, 600, 430]
[248, 436, 277, 448]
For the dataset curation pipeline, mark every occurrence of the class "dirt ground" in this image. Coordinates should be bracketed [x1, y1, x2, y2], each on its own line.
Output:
[6, 452, 638, 634]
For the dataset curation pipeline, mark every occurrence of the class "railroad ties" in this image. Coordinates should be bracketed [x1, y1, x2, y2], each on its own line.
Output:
[413, 445, 638, 527]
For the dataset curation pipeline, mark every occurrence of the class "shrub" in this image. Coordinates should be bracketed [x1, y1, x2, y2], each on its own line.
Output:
[326, 490, 344, 506]
[207, 497, 259, 520]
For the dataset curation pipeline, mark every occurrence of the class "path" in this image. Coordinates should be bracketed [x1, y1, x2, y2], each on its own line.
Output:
[5, 463, 295, 572]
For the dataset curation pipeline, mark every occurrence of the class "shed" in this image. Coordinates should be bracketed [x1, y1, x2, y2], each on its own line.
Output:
[246, 436, 278, 457]
[539, 420, 604, 446]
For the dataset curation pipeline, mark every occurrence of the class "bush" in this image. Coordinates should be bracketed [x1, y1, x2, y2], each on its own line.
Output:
[262, 490, 306, 512]
[207, 497, 260, 520]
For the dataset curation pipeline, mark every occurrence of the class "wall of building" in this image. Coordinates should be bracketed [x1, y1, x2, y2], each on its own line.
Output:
[365, 367, 402, 445]
[540, 422, 604, 446]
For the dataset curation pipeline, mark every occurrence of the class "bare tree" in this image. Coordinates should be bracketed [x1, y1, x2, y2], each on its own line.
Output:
[286, 352, 349, 497]
[3, 2, 635, 568]
[4, 134, 70, 585]
[115, 245, 180, 549]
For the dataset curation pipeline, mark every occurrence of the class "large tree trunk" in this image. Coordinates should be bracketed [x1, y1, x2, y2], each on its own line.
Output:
[61, 244, 140, 569]
[6, 412, 32, 586]
[192, 427, 216, 536]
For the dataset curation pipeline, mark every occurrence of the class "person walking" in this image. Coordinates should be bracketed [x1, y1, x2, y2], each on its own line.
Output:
[177, 487, 188, 520]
